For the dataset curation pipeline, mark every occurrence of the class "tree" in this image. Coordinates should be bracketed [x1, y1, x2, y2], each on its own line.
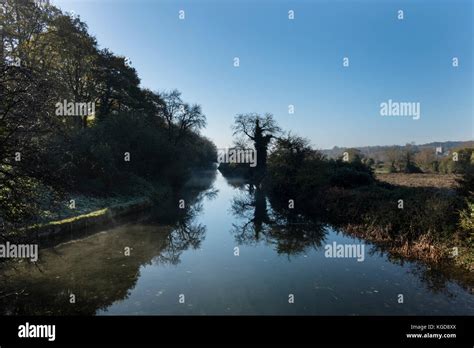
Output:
[342, 148, 364, 163]
[26, 13, 101, 129]
[0, 64, 66, 225]
[162, 89, 206, 144]
[0, 0, 217, 228]
[456, 148, 474, 197]
[0, 0, 68, 225]
[175, 103, 206, 143]
[401, 144, 422, 173]
[414, 148, 438, 173]
[232, 113, 280, 175]
[95, 49, 142, 120]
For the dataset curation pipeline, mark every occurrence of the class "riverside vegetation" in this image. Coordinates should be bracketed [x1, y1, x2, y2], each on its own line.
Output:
[1, 0, 473, 278]
[219, 115, 474, 275]
[0, 0, 216, 240]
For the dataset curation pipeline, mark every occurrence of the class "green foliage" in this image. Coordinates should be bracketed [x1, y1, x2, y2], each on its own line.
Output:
[456, 151, 474, 243]
[265, 136, 470, 249]
[267, 135, 375, 197]
[0, 0, 216, 226]
[459, 200, 474, 234]
[439, 147, 474, 174]
[458, 200, 474, 252]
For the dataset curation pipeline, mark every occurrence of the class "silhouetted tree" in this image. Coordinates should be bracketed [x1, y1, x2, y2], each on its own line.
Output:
[232, 113, 280, 176]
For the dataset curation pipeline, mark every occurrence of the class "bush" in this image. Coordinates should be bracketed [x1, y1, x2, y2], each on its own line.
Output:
[265, 135, 375, 202]
[330, 166, 374, 188]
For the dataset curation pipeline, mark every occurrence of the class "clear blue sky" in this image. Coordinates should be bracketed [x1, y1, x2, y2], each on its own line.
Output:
[53, 0, 473, 149]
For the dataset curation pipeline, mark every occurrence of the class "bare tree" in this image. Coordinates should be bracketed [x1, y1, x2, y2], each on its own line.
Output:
[232, 113, 280, 174]
[162, 89, 206, 143]
[176, 103, 206, 142]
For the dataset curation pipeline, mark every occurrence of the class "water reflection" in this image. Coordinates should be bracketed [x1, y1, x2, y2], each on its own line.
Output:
[0, 170, 472, 315]
[230, 182, 327, 256]
[0, 170, 217, 315]
[227, 177, 474, 296]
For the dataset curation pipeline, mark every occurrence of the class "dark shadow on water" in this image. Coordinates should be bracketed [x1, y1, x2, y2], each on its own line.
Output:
[0, 169, 218, 315]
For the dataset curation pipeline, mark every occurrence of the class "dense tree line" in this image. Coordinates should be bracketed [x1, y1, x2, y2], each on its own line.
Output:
[0, 0, 216, 227]
[339, 144, 474, 175]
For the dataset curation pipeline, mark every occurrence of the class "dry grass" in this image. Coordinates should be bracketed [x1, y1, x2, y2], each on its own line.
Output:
[376, 173, 459, 189]
[344, 223, 447, 263]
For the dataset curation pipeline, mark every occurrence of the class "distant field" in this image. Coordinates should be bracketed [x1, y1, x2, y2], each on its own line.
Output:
[376, 173, 459, 189]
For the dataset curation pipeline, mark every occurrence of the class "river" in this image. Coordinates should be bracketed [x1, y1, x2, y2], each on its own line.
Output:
[0, 170, 473, 315]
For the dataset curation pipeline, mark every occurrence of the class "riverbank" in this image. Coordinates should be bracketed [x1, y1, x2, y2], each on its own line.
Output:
[220, 160, 474, 274]
[2, 168, 218, 247]
[306, 184, 473, 272]
[260, 164, 474, 273]
[30, 197, 152, 238]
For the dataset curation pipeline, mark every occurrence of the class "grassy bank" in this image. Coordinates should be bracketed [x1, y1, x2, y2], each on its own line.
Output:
[2, 179, 175, 244]
[28, 197, 153, 239]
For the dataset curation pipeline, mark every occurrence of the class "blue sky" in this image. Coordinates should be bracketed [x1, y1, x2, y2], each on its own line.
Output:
[53, 0, 473, 149]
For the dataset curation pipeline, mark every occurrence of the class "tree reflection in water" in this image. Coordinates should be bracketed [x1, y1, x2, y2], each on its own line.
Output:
[230, 181, 327, 257]
[154, 190, 216, 265]
[227, 178, 474, 294]
[0, 171, 218, 315]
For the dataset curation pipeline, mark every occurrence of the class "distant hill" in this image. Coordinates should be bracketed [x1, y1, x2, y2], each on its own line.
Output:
[321, 141, 474, 161]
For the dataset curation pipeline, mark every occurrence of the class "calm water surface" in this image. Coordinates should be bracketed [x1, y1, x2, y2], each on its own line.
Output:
[1, 171, 473, 315]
